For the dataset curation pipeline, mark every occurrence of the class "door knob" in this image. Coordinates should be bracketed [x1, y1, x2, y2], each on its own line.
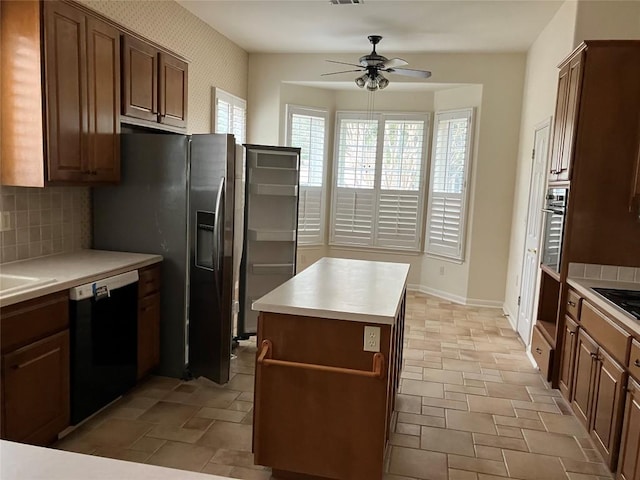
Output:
[527, 248, 538, 254]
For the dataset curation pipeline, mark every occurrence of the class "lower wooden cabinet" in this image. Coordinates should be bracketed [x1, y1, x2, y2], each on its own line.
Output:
[591, 348, 626, 470]
[531, 325, 553, 381]
[2, 330, 70, 445]
[137, 264, 161, 379]
[1, 291, 70, 446]
[572, 329, 599, 426]
[559, 316, 579, 400]
[618, 378, 640, 480]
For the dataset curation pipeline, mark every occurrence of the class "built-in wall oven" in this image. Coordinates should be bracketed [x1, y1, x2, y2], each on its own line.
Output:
[541, 187, 568, 273]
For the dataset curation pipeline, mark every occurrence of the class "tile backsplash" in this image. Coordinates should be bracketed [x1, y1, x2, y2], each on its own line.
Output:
[568, 262, 640, 283]
[0, 186, 91, 264]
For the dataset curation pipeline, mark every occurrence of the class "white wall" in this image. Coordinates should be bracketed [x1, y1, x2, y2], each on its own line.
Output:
[248, 52, 526, 305]
[573, 0, 640, 45]
[503, 1, 578, 321]
[503, 0, 640, 326]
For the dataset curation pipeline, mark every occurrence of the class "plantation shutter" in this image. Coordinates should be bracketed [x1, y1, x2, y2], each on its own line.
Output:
[330, 116, 377, 246]
[213, 87, 246, 145]
[425, 108, 474, 260]
[286, 107, 328, 245]
[376, 119, 427, 250]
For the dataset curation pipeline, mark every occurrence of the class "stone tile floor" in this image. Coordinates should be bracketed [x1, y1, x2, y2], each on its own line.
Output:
[54, 292, 614, 479]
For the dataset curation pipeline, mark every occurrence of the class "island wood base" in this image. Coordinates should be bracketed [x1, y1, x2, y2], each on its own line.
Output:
[253, 292, 406, 480]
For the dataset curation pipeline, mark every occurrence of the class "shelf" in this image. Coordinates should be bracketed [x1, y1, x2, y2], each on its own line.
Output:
[248, 229, 296, 242]
[250, 155, 298, 171]
[250, 183, 298, 197]
[250, 263, 295, 275]
[540, 263, 561, 281]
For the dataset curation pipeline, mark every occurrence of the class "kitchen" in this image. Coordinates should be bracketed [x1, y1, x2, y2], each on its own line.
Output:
[1, 1, 640, 479]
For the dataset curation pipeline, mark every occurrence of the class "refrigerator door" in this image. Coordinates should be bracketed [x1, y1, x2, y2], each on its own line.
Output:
[188, 134, 236, 384]
[93, 133, 190, 379]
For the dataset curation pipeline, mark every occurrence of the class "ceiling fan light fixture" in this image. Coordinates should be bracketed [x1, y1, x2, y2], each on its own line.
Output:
[355, 74, 367, 88]
[376, 74, 389, 90]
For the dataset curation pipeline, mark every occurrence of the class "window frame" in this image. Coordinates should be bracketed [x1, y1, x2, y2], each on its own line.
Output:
[330, 111, 431, 252]
[285, 104, 330, 246]
[424, 107, 475, 262]
[212, 87, 246, 145]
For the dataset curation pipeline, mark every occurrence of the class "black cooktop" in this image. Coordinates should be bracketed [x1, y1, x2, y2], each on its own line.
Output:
[593, 288, 640, 320]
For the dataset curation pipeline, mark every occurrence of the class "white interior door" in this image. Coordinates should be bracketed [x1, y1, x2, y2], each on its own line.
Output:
[516, 120, 551, 345]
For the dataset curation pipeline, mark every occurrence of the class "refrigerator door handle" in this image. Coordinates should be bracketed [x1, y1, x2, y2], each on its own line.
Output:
[213, 176, 225, 274]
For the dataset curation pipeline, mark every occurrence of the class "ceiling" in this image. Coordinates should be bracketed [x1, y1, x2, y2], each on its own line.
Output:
[177, 0, 564, 54]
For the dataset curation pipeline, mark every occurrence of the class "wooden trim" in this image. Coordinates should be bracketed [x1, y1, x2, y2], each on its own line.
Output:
[258, 339, 385, 379]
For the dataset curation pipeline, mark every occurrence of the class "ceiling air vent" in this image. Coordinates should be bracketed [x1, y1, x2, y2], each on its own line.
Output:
[329, 0, 363, 4]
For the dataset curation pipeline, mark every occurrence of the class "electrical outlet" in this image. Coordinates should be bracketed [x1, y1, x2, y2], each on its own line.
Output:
[439, 266, 445, 276]
[363, 326, 380, 352]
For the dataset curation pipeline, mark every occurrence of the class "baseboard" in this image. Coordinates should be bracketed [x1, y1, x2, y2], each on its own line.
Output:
[407, 284, 503, 309]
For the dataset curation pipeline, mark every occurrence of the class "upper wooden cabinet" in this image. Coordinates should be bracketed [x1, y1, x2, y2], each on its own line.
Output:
[549, 52, 583, 182]
[122, 35, 188, 129]
[44, 1, 121, 183]
[1, 0, 120, 187]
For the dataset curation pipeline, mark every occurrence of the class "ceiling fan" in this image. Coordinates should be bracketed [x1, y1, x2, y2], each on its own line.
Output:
[323, 35, 432, 91]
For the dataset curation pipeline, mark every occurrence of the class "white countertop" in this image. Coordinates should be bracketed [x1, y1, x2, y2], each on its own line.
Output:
[0, 441, 232, 480]
[252, 257, 410, 324]
[567, 276, 640, 336]
[0, 250, 162, 307]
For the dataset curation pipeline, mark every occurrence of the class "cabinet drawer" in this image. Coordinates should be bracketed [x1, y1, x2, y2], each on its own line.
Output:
[1, 292, 69, 353]
[566, 289, 581, 321]
[581, 301, 631, 365]
[138, 264, 161, 298]
[629, 340, 640, 382]
[532, 325, 554, 381]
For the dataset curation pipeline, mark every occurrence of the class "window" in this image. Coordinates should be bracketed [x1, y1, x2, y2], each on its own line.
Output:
[331, 112, 430, 251]
[425, 108, 475, 261]
[212, 87, 246, 145]
[285, 105, 328, 245]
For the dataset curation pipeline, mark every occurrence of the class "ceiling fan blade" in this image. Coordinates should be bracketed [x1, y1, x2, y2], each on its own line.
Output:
[386, 67, 432, 79]
[381, 58, 408, 69]
[326, 59, 363, 68]
[321, 70, 365, 76]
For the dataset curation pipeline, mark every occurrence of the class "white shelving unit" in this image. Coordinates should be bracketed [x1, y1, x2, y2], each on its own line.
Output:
[238, 144, 301, 337]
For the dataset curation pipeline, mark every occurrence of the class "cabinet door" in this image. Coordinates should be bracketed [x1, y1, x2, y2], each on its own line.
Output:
[86, 16, 120, 182]
[122, 35, 158, 122]
[559, 316, 579, 401]
[618, 378, 640, 480]
[2, 330, 70, 445]
[44, 1, 88, 182]
[556, 53, 583, 181]
[158, 52, 188, 128]
[549, 63, 570, 179]
[572, 329, 598, 427]
[591, 348, 626, 470]
[137, 293, 160, 379]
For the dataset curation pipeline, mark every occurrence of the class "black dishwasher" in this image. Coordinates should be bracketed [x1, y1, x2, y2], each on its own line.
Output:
[69, 270, 139, 425]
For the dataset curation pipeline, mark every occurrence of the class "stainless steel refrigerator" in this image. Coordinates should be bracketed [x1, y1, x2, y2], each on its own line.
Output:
[93, 132, 235, 384]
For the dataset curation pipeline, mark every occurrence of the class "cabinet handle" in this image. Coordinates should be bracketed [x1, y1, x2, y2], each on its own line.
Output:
[569, 331, 575, 336]
[11, 348, 60, 370]
[91, 170, 98, 175]
[590, 352, 598, 359]
[258, 339, 385, 379]
[567, 300, 576, 307]
[535, 347, 543, 354]
[82, 169, 91, 175]
[634, 359, 640, 368]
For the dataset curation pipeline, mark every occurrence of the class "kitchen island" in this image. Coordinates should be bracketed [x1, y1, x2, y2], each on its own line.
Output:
[252, 257, 410, 480]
